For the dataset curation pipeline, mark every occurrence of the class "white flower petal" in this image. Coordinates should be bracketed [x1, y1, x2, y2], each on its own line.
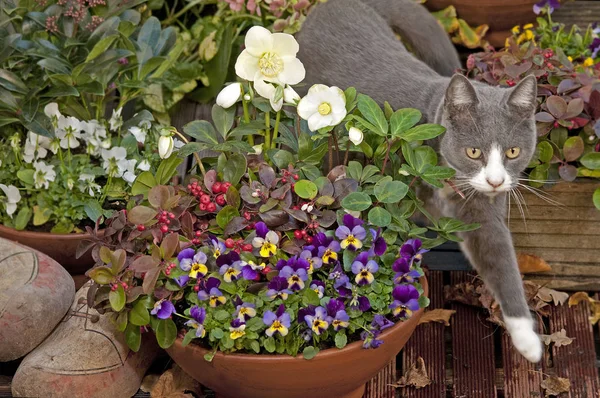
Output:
[254, 78, 276, 101]
[297, 97, 319, 120]
[216, 82, 243, 108]
[284, 86, 300, 104]
[235, 50, 260, 81]
[245, 26, 274, 57]
[271, 33, 300, 57]
[44, 103, 61, 118]
[308, 113, 331, 131]
[349, 127, 364, 145]
[279, 57, 305, 85]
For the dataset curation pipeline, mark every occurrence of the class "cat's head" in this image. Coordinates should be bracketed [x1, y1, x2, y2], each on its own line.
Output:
[439, 74, 537, 197]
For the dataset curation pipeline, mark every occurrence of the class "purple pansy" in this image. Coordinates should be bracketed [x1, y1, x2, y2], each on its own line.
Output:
[310, 280, 325, 299]
[372, 314, 394, 331]
[327, 299, 349, 331]
[389, 284, 420, 319]
[216, 250, 240, 268]
[361, 330, 384, 349]
[304, 306, 331, 335]
[263, 304, 291, 337]
[174, 274, 190, 288]
[219, 260, 243, 283]
[266, 276, 292, 300]
[392, 256, 422, 284]
[197, 277, 227, 307]
[533, 0, 560, 14]
[328, 264, 351, 289]
[235, 302, 257, 321]
[368, 228, 387, 256]
[178, 249, 208, 279]
[229, 318, 246, 340]
[318, 239, 341, 265]
[590, 38, 600, 58]
[351, 252, 379, 285]
[252, 223, 280, 258]
[208, 235, 226, 258]
[185, 305, 206, 337]
[400, 239, 428, 266]
[339, 286, 371, 312]
[335, 215, 367, 251]
[279, 265, 308, 291]
[255, 221, 269, 238]
[151, 299, 175, 319]
[241, 260, 267, 280]
[300, 249, 323, 273]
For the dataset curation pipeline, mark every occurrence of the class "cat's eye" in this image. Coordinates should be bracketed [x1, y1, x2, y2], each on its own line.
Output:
[506, 147, 520, 159]
[466, 148, 482, 159]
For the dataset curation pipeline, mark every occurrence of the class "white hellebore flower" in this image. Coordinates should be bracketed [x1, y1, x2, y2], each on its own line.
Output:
[23, 132, 51, 163]
[255, 79, 284, 111]
[33, 161, 56, 189]
[109, 107, 123, 132]
[79, 173, 101, 197]
[158, 130, 175, 159]
[216, 82, 243, 108]
[284, 86, 301, 104]
[56, 116, 82, 149]
[0, 184, 21, 217]
[137, 159, 151, 171]
[297, 84, 347, 131]
[348, 127, 364, 146]
[101, 147, 127, 177]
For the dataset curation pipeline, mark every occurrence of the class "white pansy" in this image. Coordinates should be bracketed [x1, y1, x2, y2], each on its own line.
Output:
[0, 184, 21, 217]
[33, 161, 56, 189]
[79, 173, 101, 197]
[109, 107, 123, 132]
[297, 84, 347, 131]
[348, 127, 364, 146]
[129, 126, 147, 144]
[101, 146, 127, 177]
[44, 103, 61, 127]
[137, 159, 151, 171]
[121, 159, 137, 184]
[235, 26, 305, 87]
[216, 82, 243, 108]
[254, 79, 283, 111]
[56, 116, 82, 149]
[284, 86, 301, 104]
[81, 120, 107, 142]
[158, 135, 174, 159]
[23, 132, 51, 163]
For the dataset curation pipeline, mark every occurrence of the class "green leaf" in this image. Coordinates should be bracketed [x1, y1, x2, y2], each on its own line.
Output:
[374, 177, 409, 203]
[267, 149, 295, 169]
[264, 336, 276, 353]
[155, 318, 177, 349]
[302, 288, 321, 306]
[580, 152, 600, 170]
[211, 328, 225, 339]
[399, 124, 446, 142]
[347, 161, 363, 180]
[357, 94, 388, 136]
[32, 206, 52, 226]
[212, 104, 235, 137]
[155, 155, 183, 185]
[390, 108, 422, 137]
[109, 285, 126, 311]
[222, 153, 247, 185]
[250, 340, 260, 353]
[182, 330, 196, 347]
[125, 322, 141, 352]
[17, 169, 34, 185]
[14, 206, 32, 230]
[214, 310, 230, 322]
[86, 35, 118, 62]
[131, 172, 157, 197]
[302, 346, 319, 360]
[88, 266, 114, 284]
[84, 200, 104, 223]
[335, 332, 348, 349]
[383, 101, 394, 120]
[341, 192, 372, 212]
[216, 205, 240, 229]
[129, 300, 150, 326]
[593, 187, 600, 210]
[537, 141, 553, 163]
[294, 180, 318, 200]
[183, 120, 219, 145]
[418, 295, 430, 308]
[0, 69, 28, 93]
[563, 136, 584, 162]
[368, 207, 392, 227]
[344, 87, 357, 111]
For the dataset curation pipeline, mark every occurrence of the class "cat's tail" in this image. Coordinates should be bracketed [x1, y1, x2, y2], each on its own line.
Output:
[361, 0, 461, 77]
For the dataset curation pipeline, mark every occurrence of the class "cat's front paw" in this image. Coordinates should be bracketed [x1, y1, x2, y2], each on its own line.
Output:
[505, 316, 542, 363]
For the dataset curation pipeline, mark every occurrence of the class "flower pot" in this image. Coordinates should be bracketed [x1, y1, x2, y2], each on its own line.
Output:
[424, 0, 538, 48]
[166, 278, 428, 398]
[0, 224, 100, 275]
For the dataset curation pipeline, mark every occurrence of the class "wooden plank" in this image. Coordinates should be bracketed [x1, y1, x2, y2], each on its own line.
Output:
[509, 220, 600, 235]
[508, 205, 600, 221]
[529, 263, 600, 277]
[401, 271, 446, 398]
[524, 276, 600, 291]
[515, 192, 593, 208]
[450, 272, 497, 398]
[501, 324, 544, 397]
[554, 1, 600, 28]
[511, 247, 598, 263]
[548, 299, 599, 397]
[529, 180, 600, 194]
[512, 233, 600, 250]
[363, 358, 396, 398]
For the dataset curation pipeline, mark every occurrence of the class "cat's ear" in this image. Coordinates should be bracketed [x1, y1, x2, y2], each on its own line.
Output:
[507, 75, 537, 114]
[444, 74, 479, 110]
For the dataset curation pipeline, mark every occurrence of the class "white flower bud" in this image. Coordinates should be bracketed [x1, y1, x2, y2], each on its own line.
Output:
[307, 205, 314, 213]
[348, 127, 364, 146]
[301, 203, 309, 211]
[216, 82, 243, 109]
[284, 86, 301, 104]
[244, 94, 251, 101]
[252, 144, 263, 155]
[399, 169, 410, 176]
[158, 135, 174, 159]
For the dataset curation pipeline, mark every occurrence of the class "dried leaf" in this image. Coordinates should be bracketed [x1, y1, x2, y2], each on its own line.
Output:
[444, 282, 481, 307]
[418, 309, 456, 326]
[540, 329, 574, 348]
[140, 374, 160, 393]
[568, 291, 592, 306]
[568, 292, 600, 325]
[537, 287, 569, 306]
[391, 357, 431, 389]
[150, 364, 202, 398]
[517, 253, 551, 274]
[541, 376, 571, 397]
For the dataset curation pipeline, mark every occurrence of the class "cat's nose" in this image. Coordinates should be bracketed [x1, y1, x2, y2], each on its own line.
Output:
[486, 178, 505, 188]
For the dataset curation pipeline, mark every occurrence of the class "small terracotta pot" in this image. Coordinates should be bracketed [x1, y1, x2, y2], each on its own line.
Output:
[0, 224, 100, 275]
[166, 278, 428, 398]
[425, 0, 538, 48]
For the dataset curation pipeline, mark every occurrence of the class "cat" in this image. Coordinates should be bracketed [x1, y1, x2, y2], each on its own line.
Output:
[296, 0, 543, 363]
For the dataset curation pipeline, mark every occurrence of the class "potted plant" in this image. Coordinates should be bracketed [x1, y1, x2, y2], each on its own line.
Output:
[84, 27, 478, 396]
[0, 0, 182, 273]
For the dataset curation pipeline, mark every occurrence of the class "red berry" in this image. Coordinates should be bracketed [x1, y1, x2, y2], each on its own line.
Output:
[222, 182, 232, 192]
[216, 194, 226, 206]
[192, 238, 200, 245]
[212, 182, 222, 194]
[294, 230, 303, 239]
[293, 174, 299, 180]
[137, 224, 146, 231]
[195, 230, 202, 237]
[121, 282, 127, 288]
[305, 236, 313, 244]
[243, 244, 253, 252]
[554, 121, 559, 128]
[187, 184, 192, 190]
[207, 203, 217, 212]
[165, 220, 171, 225]
[282, 178, 287, 183]
[169, 212, 175, 219]
[199, 203, 207, 211]
[200, 194, 211, 205]
[292, 205, 299, 210]
[506, 79, 515, 87]
[160, 225, 169, 233]
[301, 230, 307, 237]
[194, 286, 200, 292]
[225, 238, 235, 248]
[262, 266, 272, 275]
[245, 225, 252, 230]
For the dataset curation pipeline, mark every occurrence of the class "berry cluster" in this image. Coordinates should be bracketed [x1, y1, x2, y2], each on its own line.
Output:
[187, 180, 232, 213]
[157, 211, 176, 233]
[225, 238, 253, 253]
[110, 281, 128, 291]
[164, 262, 176, 276]
[280, 169, 300, 184]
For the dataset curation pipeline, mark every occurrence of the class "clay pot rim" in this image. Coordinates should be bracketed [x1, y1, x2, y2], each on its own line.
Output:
[0, 223, 104, 240]
[170, 276, 428, 363]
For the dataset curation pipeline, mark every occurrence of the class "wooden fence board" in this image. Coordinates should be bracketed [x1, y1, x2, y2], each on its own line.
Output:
[509, 220, 600, 235]
[363, 358, 396, 398]
[501, 324, 545, 397]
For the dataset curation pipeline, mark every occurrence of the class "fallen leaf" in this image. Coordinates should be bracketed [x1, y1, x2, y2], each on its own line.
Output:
[537, 287, 569, 306]
[540, 328, 574, 348]
[568, 292, 600, 325]
[541, 376, 571, 397]
[418, 309, 456, 326]
[391, 357, 431, 389]
[517, 253, 552, 274]
[568, 291, 592, 306]
[141, 374, 161, 393]
[444, 282, 481, 307]
[151, 364, 203, 398]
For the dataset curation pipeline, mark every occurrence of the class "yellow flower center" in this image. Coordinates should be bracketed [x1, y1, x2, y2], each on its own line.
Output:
[272, 320, 283, 330]
[258, 52, 283, 77]
[318, 102, 332, 116]
[214, 249, 221, 258]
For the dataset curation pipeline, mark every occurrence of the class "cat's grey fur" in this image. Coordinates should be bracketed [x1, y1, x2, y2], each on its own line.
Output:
[296, 0, 543, 362]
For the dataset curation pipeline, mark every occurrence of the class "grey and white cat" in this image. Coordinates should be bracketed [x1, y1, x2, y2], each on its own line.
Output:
[296, 0, 542, 362]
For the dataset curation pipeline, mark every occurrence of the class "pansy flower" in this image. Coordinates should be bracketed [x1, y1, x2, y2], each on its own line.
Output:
[318, 239, 341, 265]
[368, 228, 387, 256]
[174, 275, 190, 288]
[389, 284, 420, 319]
[392, 256, 422, 284]
[178, 249, 208, 279]
[328, 264, 350, 289]
[400, 239, 428, 266]
[185, 305, 207, 338]
[351, 252, 379, 285]
[241, 260, 267, 280]
[279, 265, 308, 291]
[219, 260, 243, 283]
[361, 330, 384, 349]
[197, 277, 227, 307]
[310, 280, 325, 299]
[590, 37, 600, 58]
[533, 0, 560, 14]
[229, 319, 246, 340]
[300, 249, 323, 273]
[339, 286, 371, 312]
[263, 304, 291, 337]
[335, 214, 366, 250]
[371, 314, 394, 332]
[252, 222, 280, 257]
[235, 302, 257, 321]
[304, 306, 331, 336]
[209, 235, 227, 258]
[326, 299, 349, 331]
[151, 299, 175, 319]
[266, 276, 293, 300]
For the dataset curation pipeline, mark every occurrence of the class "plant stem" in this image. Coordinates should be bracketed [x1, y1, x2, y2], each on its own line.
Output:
[328, 135, 333, 171]
[100, 175, 112, 204]
[408, 175, 418, 189]
[241, 87, 254, 147]
[264, 111, 271, 150]
[344, 143, 350, 166]
[295, 114, 301, 138]
[174, 130, 205, 177]
[161, 0, 205, 26]
[381, 138, 393, 175]
[332, 131, 340, 166]
[272, 110, 281, 150]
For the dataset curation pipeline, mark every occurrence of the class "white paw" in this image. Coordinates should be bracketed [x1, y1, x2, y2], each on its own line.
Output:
[505, 316, 543, 363]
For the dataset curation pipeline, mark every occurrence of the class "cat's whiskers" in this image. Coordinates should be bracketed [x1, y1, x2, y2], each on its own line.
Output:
[508, 187, 527, 233]
[516, 182, 565, 209]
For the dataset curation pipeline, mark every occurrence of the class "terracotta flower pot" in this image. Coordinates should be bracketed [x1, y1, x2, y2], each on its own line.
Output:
[166, 278, 428, 398]
[0, 224, 100, 275]
[425, 0, 539, 48]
